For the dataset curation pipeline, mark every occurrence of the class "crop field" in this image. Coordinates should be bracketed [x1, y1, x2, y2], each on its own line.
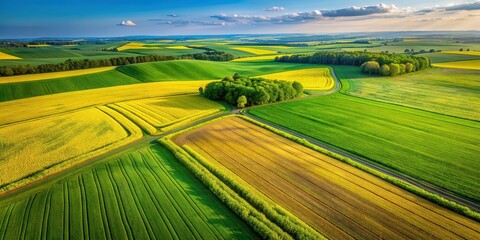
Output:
[442, 51, 480, 56]
[0, 66, 117, 84]
[232, 47, 278, 55]
[117, 42, 162, 51]
[0, 80, 211, 126]
[118, 60, 320, 82]
[232, 54, 293, 62]
[108, 95, 225, 135]
[173, 117, 480, 239]
[0, 51, 21, 60]
[0, 69, 141, 102]
[165, 46, 192, 50]
[258, 67, 335, 90]
[249, 94, 480, 202]
[335, 65, 480, 120]
[418, 52, 480, 63]
[0, 108, 142, 190]
[0, 144, 257, 239]
[433, 60, 480, 70]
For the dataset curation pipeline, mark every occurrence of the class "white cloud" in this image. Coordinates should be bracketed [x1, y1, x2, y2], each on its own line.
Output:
[265, 6, 285, 12]
[118, 20, 136, 26]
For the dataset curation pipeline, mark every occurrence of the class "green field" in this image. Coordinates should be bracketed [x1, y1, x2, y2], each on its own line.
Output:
[0, 70, 141, 101]
[0, 144, 257, 239]
[249, 93, 480, 202]
[335, 66, 480, 120]
[418, 52, 480, 63]
[118, 60, 320, 82]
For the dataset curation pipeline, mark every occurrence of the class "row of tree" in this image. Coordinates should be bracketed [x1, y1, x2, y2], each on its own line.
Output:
[202, 73, 303, 108]
[361, 61, 416, 76]
[275, 51, 431, 76]
[0, 51, 234, 77]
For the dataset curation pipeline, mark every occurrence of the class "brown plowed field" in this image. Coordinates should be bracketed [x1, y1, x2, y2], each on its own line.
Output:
[173, 117, 480, 240]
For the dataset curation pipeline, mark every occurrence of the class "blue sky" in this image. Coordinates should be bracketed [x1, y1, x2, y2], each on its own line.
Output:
[1, 1, 479, 38]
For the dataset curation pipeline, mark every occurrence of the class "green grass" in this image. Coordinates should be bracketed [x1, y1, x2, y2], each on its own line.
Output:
[249, 93, 480, 202]
[335, 65, 480, 121]
[0, 144, 257, 239]
[0, 70, 141, 101]
[118, 60, 321, 82]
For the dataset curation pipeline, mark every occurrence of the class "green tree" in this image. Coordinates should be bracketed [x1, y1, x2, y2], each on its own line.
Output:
[237, 95, 247, 108]
[380, 64, 391, 76]
[292, 81, 304, 97]
[405, 63, 414, 73]
[389, 63, 400, 76]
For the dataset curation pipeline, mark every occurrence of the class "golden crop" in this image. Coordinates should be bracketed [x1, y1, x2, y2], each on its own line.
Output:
[433, 60, 480, 70]
[232, 47, 278, 55]
[109, 95, 224, 135]
[0, 108, 140, 188]
[258, 68, 335, 90]
[0, 52, 21, 60]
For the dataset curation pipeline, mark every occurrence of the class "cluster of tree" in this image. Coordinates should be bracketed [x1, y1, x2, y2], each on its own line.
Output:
[0, 51, 234, 77]
[361, 61, 416, 76]
[202, 73, 303, 108]
[275, 51, 430, 76]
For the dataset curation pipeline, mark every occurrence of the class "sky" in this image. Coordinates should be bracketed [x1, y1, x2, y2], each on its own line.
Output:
[1, 0, 479, 38]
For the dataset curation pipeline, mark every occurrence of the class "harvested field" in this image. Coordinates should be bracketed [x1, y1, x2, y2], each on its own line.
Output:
[173, 117, 480, 240]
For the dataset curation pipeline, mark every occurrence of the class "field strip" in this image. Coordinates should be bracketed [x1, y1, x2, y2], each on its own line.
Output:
[433, 60, 480, 70]
[232, 47, 277, 55]
[0, 66, 117, 84]
[225, 119, 478, 232]
[0, 107, 143, 193]
[172, 116, 480, 239]
[0, 80, 212, 126]
[258, 67, 335, 90]
[0, 51, 21, 60]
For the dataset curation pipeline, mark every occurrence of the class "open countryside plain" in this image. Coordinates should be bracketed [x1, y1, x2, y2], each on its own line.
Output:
[1, 30, 480, 239]
[172, 117, 480, 239]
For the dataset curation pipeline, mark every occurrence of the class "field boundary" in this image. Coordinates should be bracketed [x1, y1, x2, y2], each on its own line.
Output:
[238, 114, 480, 222]
[160, 115, 326, 240]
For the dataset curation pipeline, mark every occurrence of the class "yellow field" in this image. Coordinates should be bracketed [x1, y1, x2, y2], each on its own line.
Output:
[108, 95, 224, 135]
[258, 68, 335, 90]
[0, 66, 116, 84]
[442, 51, 480, 56]
[0, 80, 212, 126]
[232, 47, 277, 55]
[173, 117, 480, 240]
[0, 107, 142, 189]
[0, 52, 21, 60]
[117, 42, 161, 51]
[26, 44, 50, 48]
[433, 60, 480, 70]
[188, 44, 206, 47]
[232, 54, 291, 62]
[166, 46, 192, 50]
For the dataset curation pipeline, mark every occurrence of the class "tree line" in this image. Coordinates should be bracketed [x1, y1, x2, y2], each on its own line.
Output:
[275, 51, 431, 76]
[0, 51, 234, 77]
[202, 73, 303, 108]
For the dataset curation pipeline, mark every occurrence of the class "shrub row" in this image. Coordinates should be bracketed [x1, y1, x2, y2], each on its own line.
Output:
[240, 114, 480, 222]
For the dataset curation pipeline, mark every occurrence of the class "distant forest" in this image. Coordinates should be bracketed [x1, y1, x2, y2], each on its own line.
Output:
[275, 51, 431, 76]
[0, 51, 234, 77]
